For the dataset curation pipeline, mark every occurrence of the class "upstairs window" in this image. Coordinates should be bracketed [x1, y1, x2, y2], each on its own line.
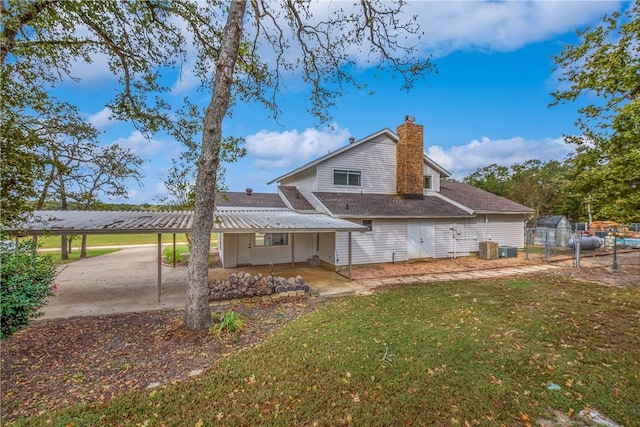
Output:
[334, 169, 361, 186]
[424, 175, 432, 190]
[255, 232, 289, 247]
[362, 219, 373, 232]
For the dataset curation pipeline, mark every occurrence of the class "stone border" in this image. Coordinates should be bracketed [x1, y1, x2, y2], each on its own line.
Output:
[209, 290, 309, 307]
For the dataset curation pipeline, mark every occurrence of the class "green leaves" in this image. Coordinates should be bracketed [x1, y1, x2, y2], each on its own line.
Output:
[551, 3, 640, 223]
[0, 238, 56, 339]
[463, 160, 572, 217]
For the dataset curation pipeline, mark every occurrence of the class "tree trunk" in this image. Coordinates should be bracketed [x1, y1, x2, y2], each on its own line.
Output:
[185, 0, 247, 330]
[61, 234, 68, 260]
[81, 234, 88, 258]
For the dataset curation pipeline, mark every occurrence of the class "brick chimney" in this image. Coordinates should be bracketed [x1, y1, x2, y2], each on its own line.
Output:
[396, 115, 424, 199]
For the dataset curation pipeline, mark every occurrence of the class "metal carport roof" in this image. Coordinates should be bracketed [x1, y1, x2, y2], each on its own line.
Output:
[8, 210, 365, 302]
[10, 210, 366, 235]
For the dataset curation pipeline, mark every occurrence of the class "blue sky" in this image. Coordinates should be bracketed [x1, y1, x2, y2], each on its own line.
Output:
[52, 1, 626, 204]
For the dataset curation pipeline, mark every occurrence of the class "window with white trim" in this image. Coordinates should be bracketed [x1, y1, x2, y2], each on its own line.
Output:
[362, 219, 373, 232]
[333, 169, 361, 186]
[424, 175, 432, 190]
[254, 232, 289, 247]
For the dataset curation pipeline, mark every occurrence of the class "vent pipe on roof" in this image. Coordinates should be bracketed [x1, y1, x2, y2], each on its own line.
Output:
[349, 136, 355, 144]
[246, 188, 253, 196]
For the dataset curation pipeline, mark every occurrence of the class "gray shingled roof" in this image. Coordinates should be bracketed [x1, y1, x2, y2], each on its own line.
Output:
[440, 181, 534, 213]
[279, 186, 316, 211]
[217, 192, 287, 209]
[313, 192, 472, 217]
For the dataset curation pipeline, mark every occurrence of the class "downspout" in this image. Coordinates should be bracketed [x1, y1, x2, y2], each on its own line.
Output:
[348, 231, 352, 281]
[291, 233, 295, 267]
[157, 233, 162, 303]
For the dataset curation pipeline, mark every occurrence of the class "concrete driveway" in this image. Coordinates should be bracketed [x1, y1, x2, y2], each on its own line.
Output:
[40, 246, 360, 320]
[41, 246, 188, 320]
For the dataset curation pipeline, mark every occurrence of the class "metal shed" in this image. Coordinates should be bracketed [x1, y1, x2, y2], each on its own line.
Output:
[527, 215, 572, 248]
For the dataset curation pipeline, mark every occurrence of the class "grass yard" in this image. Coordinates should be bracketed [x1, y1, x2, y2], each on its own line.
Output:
[11, 277, 640, 426]
[45, 249, 121, 264]
[33, 233, 201, 249]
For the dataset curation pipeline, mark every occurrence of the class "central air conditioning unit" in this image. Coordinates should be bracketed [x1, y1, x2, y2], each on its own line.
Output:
[479, 241, 499, 260]
[499, 246, 518, 258]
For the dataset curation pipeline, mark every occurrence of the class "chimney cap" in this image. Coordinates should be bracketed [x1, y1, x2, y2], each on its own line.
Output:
[246, 188, 253, 195]
[404, 115, 415, 123]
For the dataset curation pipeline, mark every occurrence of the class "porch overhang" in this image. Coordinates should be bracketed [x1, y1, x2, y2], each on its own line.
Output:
[212, 210, 368, 233]
[9, 210, 367, 236]
[7, 210, 365, 302]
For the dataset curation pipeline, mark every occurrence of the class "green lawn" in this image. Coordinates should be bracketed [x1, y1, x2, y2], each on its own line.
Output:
[34, 233, 191, 249]
[16, 277, 640, 426]
[44, 249, 121, 265]
[33, 234, 216, 249]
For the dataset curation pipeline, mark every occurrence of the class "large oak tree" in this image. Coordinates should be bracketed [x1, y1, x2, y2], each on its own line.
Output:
[2, 0, 434, 329]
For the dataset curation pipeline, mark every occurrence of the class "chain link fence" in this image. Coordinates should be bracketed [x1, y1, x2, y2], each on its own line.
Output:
[524, 223, 640, 271]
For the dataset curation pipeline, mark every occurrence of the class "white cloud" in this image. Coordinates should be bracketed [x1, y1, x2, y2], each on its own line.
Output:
[427, 136, 575, 179]
[405, 1, 620, 57]
[250, 1, 620, 69]
[245, 124, 350, 170]
[111, 130, 178, 158]
[88, 107, 115, 129]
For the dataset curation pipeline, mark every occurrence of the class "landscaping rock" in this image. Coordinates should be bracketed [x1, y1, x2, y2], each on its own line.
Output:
[209, 271, 308, 301]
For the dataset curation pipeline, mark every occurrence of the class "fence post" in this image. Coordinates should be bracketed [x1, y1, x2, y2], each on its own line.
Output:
[575, 230, 581, 269]
[612, 228, 618, 271]
[544, 229, 549, 263]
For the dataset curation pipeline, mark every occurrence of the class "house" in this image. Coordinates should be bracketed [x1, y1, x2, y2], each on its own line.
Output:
[216, 117, 533, 268]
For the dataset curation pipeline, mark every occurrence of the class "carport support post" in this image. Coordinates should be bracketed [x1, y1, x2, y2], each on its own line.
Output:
[291, 233, 295, 267]
[348, 232, 352, 281]
[157, 233, 162, 303]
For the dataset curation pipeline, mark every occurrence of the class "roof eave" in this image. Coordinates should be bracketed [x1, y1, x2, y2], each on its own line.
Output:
[332, 214, 474, 219]
[474, 210, 534, 215]
[267, 128, 396, 185]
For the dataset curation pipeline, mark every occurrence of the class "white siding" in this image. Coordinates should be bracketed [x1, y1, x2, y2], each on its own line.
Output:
[485, 215, 526, 248]
[217, 233, 225, 266]
[221, 233, 315, 267]
[431, 216, 525, 258]
[222, 234, 237, 268]
[280, 168, 326, 211]
[318, 232, 336, 265]
[433, 220, 470, 258]
[334, 219, 408, 266]
[423, 164, 441, 194]
[317, 136, 397, 194]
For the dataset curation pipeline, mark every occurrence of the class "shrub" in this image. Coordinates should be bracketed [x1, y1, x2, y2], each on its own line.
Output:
[163, 245, 189, 263]
[1, 239, 56, 339]
[213, 311, 244, 336]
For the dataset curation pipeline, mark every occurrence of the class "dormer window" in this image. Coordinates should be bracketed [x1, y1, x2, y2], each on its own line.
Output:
[424, 175, 432, 190]
[334, 169, 361, 186]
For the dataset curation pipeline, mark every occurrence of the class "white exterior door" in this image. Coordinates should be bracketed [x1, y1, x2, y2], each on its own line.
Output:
[407, 220, 434, 259]
[236, 234, 252, 265]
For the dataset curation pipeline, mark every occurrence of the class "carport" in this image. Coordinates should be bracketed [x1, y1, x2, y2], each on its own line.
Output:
[11, 210, 366, 302]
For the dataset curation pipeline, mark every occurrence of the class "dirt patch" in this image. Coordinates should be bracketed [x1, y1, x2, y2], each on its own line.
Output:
[0, 297, 327, 422]
[341, 250, 566, 280]
[341, 249, 639, 285]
